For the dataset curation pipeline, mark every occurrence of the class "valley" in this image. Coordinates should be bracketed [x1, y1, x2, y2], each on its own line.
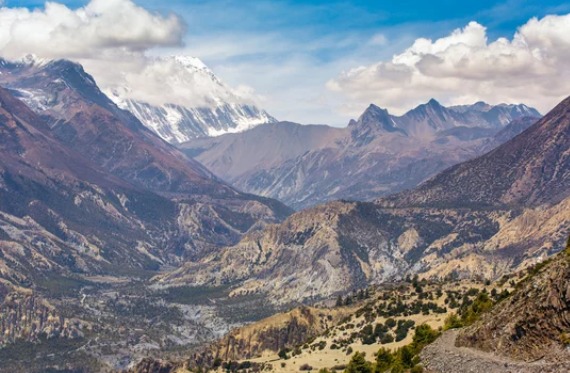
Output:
[127, 273, 521, 372]
[0, 270, 280, 372]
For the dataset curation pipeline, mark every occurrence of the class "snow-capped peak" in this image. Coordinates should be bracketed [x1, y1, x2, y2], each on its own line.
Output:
[171, 55, 210, 71]
[105, 55, 277, 143]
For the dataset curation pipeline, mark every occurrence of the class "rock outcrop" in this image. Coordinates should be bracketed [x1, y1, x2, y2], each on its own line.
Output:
[457, 237, 570, 362]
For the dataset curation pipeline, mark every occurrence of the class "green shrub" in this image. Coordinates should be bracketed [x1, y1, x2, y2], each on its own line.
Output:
[278, 348, 290, 360]
[375, 348, 394, 372]
[398, 345, 415, 368]
[411, 324, 440, 351]
[380, 333, 394, 344]
[461, 292, 493, 325]
[344, 352, 372, 373]
[443, 313, 463, 330]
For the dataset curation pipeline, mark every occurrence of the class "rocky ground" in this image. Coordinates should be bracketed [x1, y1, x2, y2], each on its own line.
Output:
[422, 330, 570, 373]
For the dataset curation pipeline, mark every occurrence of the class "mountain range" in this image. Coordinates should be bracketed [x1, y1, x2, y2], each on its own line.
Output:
[180, 99, 540, 209]
[160, 96, 569, 304]
[0, 57, 295, 370]
[0, 54, 568, 372]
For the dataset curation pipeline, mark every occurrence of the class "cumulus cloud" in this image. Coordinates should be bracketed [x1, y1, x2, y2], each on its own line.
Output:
[0, 0, 184, 59]
[328, 14, 570, 116]
[0, 0, 257, 109]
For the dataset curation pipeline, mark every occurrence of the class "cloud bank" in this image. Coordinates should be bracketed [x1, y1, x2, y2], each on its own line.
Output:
[328, 14, 570, 115]
[0, 0, 255, 109]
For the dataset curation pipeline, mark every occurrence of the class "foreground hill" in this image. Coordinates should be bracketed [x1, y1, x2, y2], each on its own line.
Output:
[420, 237, 570, 372]
[130, 278, 515, 373]
[160, 96, 569, 304]
[457, 237, 570, 362]
[133, 238, 570, 373]
[180, 100, 540, 209]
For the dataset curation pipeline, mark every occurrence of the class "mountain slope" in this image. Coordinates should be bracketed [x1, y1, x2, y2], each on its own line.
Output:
[0, 84, 181, 285]
[457, 237, 570, 362]
[0, 58, 220, 194]
[390, 96, 570, 208]
[0, 59, 292, 259]
[181, 122, 345, 181]
[105, 56, 277, 143]
[181, 100, 540, 209]
[162, 96, 569, 304]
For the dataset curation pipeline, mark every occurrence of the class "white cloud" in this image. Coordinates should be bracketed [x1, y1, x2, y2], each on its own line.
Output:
[328, 14, 570, 116]
[0, 0, 184, 59]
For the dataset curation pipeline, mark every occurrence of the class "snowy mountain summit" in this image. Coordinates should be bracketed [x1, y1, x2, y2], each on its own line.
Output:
[106, 56, 277, 143]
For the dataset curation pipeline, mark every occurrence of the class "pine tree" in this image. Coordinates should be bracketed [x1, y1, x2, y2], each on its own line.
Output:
[345, 352, 372, 373]
[336, 295, 344, 307]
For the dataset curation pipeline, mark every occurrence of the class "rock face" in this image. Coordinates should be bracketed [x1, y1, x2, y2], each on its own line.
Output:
[180, 100, 540, 209]
[0, 289, 84, 345]
[198, 306, 339, 364]
[128, 358, 179, 373]
[457, 238, 570, 362]
[162, 96, 569, 304]
[105, 56, 277, 143]
[128, 303, 333, 373]
[421, 330, 570, 373]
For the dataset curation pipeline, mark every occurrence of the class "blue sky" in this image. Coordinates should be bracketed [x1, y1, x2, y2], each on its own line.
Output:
[136, 0, 570, 67]
[3, 0, 570, 124]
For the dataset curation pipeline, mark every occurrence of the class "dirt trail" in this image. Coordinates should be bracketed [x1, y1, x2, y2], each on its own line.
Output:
[420, 330, 570, 373]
